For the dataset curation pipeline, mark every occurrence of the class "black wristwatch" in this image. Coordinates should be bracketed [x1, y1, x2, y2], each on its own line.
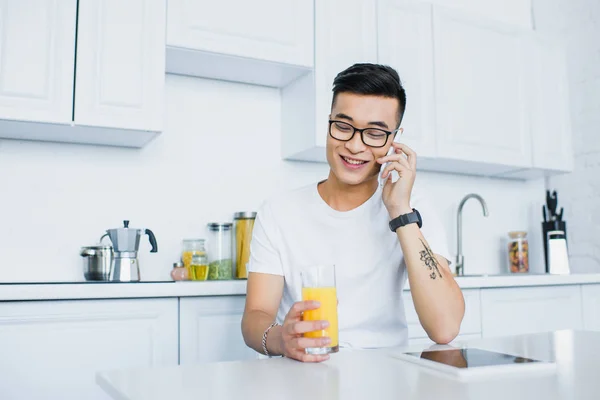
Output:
[389, 208, 422, 232]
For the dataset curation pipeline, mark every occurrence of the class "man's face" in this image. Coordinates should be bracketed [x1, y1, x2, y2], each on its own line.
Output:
[326, 92, 401, 186]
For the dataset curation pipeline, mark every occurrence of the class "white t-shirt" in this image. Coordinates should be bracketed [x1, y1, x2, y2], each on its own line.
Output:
[248, 182, 452, 349]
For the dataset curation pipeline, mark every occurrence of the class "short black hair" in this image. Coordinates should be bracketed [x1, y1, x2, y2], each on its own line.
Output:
[332, 63, 407, 127]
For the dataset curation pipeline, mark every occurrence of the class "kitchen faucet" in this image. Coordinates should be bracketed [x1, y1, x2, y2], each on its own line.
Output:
[455, 193, 489, 276]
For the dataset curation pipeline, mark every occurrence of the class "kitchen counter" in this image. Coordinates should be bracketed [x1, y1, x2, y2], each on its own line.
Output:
[97, 330, 600, 400]
[2, 273, 600, 301]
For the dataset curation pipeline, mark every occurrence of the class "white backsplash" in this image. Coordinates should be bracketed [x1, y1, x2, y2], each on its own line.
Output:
[0, 74, 545, 282]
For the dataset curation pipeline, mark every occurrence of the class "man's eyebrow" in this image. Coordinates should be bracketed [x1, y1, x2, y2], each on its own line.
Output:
[334, 113, 353, 121]
[369, 121, 389, 129]
[334, 113, 390, 129]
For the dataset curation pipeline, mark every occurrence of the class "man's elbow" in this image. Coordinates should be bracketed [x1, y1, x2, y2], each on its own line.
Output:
[428, 326, 460, 345]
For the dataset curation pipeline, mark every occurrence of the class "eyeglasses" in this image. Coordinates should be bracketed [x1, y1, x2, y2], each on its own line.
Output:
[328, 120, 398, 148]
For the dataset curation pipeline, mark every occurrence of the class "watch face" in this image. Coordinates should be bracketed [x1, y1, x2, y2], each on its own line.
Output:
[414, 209, 422, 227]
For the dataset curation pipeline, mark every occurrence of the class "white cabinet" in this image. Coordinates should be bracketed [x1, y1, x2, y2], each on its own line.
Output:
[179, 296, 258, 364]
[166, 0, 313, 87]
[282, 0, 377, 161]
[377, 0, 436, 158]
[425, 0, 532, 29]
[433, 8, 532, 171]
[480, 286, 583, 337]
[0, 0, 166, 148]
[582, 284, 600, 332]
[167, 0, 312, 67]
[0, 0, 76, 124]
[75, 0, 165, 132]
[404, 289, 482, 344]
[0, 298, 178, 400]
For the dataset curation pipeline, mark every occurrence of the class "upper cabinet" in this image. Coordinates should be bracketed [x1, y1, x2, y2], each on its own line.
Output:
[74, 0, 165, 132]
[433, 9, 532, 170]
[377, 0, 436, 158]
[0, 0, 166, 148]
[282, 0, 377, 161]
[425, 0, 532, 29]
[166, 0, 314, 88]
[281, 0, 572, 179]
[0, 0, 76, 124]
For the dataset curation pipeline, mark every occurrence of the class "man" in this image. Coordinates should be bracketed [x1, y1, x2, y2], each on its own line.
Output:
[242, 63, 464, 362]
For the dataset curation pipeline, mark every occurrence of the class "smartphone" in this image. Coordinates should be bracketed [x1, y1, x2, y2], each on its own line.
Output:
[379, 145, 396, 186]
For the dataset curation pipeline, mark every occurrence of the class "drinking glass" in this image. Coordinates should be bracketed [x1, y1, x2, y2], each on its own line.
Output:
[301, 264, 339, 354]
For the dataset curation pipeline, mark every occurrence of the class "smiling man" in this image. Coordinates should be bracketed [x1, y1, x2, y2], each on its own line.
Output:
[242, 63, 465, 362]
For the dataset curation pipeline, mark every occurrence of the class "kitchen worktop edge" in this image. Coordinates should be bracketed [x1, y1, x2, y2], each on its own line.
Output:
[2, 273, 600, 301]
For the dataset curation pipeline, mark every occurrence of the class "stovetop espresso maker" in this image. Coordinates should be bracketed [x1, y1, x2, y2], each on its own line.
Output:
[100, 220, 158, 282]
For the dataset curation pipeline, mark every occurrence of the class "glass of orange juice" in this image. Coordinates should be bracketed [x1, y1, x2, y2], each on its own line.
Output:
[301, 264, 339, 355]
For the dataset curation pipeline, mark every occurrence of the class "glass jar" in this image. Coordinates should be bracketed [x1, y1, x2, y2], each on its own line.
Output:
[234, 212, 257, 279]
[207, 223, 233, 280]
[181, 239, 206, 278]
[170, 261, 189, 281]
[508, 231, 529, 273]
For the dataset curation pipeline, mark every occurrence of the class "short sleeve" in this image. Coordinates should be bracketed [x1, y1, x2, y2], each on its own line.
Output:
[415, 197, 453, 266]
[247, 201, 284, 276]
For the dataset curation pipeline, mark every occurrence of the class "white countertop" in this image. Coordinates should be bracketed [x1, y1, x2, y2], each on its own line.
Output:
[97, 330, 600, 400]
[2, 273, 600, 301]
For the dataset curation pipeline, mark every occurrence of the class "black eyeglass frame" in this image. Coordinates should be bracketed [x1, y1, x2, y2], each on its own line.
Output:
[328, 120, 400, 148]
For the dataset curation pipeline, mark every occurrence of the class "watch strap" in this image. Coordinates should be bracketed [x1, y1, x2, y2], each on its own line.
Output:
[389, 208, 422, 232]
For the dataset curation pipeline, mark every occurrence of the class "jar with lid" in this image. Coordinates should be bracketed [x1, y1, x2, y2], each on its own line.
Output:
[234, 212, 257, 279]
[181, 239, 206, 278]
[170, 261, 189, 281]
[206, 223, 233, 280]
[508, 231, 529, 273]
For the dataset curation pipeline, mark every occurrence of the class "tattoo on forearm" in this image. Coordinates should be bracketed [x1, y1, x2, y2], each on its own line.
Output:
[419, 239, 443, 280]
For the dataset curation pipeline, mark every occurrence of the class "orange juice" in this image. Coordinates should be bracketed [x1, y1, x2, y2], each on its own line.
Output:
[302, 286, 339, 349]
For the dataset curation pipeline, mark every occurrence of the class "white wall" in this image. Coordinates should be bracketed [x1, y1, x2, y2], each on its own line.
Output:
[534, 0, 600, 273]
[0, 74, 545, 282]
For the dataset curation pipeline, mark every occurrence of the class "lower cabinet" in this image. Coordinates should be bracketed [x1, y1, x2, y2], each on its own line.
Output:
[480, 285, 583, 337]
[0, 298, 178, 400]
[582, 284, 600, 332]
[179, 296, 258, 364]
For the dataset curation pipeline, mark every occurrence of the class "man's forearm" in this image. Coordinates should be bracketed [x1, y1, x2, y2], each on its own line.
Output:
[241, 309, 284, 355]
[394, 220, 465, 344]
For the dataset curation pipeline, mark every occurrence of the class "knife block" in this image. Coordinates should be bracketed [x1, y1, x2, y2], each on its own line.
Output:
[542, 220, 567, 273]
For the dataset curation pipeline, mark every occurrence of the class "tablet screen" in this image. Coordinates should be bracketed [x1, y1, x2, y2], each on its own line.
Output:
[404, 348, 541, 369]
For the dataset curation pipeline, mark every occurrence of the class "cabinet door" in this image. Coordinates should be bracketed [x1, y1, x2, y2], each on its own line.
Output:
[528, 35, 573, 173]
[74, 0, 166, 131]
[433, 9, 532, 168]
[480, 286, 583, 337]
[314, 0, 378, 148]
[179, 296, 258, 364]
[426, 0, 532, 29]
[0, 0, 75, 124]
[378, 0, 436, 157]
[167, 0, 313, 67]
[0, 299, 178, 400]
[582, 284, 600, 332]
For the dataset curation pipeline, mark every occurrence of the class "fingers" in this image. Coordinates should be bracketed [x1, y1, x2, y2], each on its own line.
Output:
[289, 336, 331, 349]
[287, 300, 321, 319]
[288, 350, 330, 363]
[393, 142, 417, 170]
[380, 157, 411, 179]
[285, 320, 329, 335]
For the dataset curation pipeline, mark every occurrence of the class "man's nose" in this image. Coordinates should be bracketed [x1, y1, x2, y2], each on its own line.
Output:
[345, 131, 367, 153]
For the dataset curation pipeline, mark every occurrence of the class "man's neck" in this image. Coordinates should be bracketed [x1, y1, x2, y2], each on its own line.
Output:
[318, 171, 379, 212]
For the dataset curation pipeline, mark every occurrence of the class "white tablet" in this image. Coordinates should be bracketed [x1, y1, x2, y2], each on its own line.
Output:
[391, 347, 556, 380]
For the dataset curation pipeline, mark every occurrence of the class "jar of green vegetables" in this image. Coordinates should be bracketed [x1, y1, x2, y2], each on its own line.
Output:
[206, 223, 233, 280]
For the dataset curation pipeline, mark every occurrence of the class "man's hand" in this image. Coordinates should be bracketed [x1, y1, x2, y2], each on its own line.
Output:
[377, 142, 417, 219]
[279, 301, 331, 362]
